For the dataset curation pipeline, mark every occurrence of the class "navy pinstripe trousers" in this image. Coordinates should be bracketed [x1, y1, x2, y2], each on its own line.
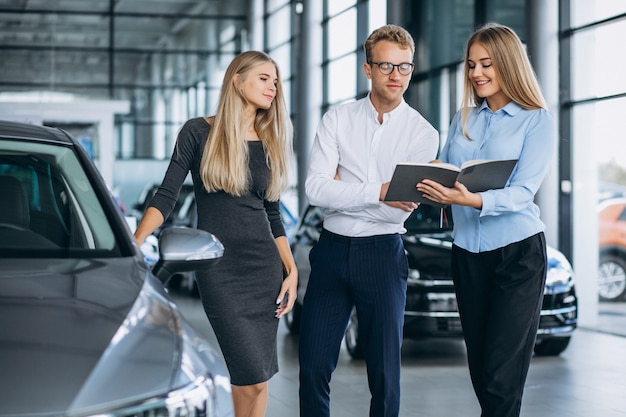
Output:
[298, 229, 408, 417]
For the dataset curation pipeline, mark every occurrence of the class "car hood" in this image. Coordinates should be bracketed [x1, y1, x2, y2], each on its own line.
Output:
[0, 258, 183, 416]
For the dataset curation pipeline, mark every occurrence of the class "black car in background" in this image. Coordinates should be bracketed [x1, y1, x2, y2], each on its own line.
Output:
[286, 205, 578, 358]
[0, 120, 233, 417]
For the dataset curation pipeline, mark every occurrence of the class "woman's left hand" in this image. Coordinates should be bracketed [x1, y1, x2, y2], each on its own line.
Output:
[275, 269, 298, 318]
[417, 179, 482, 209]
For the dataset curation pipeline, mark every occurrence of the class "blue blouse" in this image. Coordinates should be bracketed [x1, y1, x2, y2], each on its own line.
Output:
[440, 100, 555, 253]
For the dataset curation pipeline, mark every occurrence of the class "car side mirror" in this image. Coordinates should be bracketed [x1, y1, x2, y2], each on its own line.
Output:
[151, 227, 224, 283]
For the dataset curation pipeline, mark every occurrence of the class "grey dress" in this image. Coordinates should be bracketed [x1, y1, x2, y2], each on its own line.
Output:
[149, 117, 285, 385]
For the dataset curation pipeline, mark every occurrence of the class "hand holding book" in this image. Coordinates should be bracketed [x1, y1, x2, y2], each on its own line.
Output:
[384, 159, 518, 207]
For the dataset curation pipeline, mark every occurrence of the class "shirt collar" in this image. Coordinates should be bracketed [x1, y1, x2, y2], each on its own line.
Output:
[365, 93, 408, 121]
[478, 99, 522, 116]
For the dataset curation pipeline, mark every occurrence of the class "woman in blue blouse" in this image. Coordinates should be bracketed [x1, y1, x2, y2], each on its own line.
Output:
[417, 23, 554, 417]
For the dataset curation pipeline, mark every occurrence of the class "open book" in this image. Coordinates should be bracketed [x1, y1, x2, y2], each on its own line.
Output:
[384, 159, 518, 206]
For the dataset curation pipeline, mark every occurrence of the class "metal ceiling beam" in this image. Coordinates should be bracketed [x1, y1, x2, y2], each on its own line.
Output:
[0, 8, 247, 20]
[0, 44, 224, 55]
[0, 0, 250, 101]
[0, 81, 207, 91]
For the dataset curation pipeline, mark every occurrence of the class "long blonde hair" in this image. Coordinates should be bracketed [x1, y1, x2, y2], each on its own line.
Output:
[461, 23, 547, 138]
[200, 51, 293, 201]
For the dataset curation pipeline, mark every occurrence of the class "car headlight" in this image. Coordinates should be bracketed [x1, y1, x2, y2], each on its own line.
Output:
[407, 268, 421, 285]
[90, 375, 221, 417]
[546, 246, 574, 288]
[175, 319, 233, 417]
[70, 278, 233, 417]
[96, 323, 233, 417]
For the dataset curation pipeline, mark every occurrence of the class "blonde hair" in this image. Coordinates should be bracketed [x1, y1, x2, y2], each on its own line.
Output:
[461, 23, 547, 138]
[363, 24, 415, 62]
[200, 51, 293, 201]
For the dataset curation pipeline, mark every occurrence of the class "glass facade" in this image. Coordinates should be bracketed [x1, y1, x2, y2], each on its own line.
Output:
[265, 1, 293, 111]
[4, 0, 624, 322]
[571, 18, 626, 101]
[564, 3, 626, 317]
[323, 3, 359, 108]
[572, 0, 626, 26]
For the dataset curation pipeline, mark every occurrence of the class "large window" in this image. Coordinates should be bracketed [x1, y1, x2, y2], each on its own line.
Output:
[565, 2, 626, 314]
[114, 13, 245, 159]
[571, 17, 626, 101]
[266, 1, 294, 111]
[405, 0, 525, 134]
[323, 2, 358, 108]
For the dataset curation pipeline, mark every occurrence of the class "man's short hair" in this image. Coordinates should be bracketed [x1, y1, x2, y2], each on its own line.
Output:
[363, 24, 415, 62]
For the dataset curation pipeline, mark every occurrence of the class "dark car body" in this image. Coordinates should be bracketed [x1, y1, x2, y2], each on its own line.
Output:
[286, 205, 578, 357]
[0, 120, 233, 417]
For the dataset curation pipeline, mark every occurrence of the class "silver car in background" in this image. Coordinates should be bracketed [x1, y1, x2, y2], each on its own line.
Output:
[0, 120, 233, 417]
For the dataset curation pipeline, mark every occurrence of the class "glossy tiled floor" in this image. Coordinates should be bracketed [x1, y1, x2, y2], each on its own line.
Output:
[171, 293, 626, 417]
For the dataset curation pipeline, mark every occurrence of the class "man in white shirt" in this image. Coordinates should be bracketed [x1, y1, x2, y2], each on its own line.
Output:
[298, 25, 439, 417]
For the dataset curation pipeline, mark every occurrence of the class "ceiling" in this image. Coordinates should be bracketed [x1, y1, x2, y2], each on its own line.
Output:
[0, 0, 250, 99]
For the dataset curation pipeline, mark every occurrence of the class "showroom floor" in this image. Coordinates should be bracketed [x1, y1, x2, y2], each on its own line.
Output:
[171, 293, 626, 417]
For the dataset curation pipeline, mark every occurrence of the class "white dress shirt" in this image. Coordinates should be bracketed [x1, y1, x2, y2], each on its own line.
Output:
[306, 95, 439, 237]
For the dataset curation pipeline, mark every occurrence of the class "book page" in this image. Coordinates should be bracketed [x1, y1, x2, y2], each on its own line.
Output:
[399, 161, 460, 172]
[460, 159, 491, 169]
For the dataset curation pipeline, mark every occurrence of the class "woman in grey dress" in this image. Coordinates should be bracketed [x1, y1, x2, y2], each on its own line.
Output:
[134, 51, 298, 417]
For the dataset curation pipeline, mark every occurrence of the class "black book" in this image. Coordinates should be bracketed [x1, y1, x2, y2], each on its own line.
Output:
[384, 159, 518, 207]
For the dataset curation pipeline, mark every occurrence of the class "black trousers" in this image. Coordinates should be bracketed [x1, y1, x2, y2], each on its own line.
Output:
[299, 229, 408, 417]
[451, 232, 547, 417]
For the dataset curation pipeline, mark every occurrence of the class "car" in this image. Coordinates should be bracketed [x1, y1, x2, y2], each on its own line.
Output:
[599, 181, 626, 203]
[598, 197, 626, 301]
[0, 120, 234, 417]
[131, 183, 298, 240]
[130, 182, 197, 233]
[286, 204, 578, 358]
[132, 183, 299, 297]
[130, 182, 201, 295]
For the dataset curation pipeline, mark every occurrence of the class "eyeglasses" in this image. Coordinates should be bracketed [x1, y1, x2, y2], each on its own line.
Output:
[368, 61, 414, 76]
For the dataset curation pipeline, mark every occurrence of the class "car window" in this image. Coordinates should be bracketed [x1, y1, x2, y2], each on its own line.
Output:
[0, 139, 121, 257]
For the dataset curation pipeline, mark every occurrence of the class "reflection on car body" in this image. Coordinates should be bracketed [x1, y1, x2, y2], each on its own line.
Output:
[0, 120, 233, 417]
[287, 205, 578, 358]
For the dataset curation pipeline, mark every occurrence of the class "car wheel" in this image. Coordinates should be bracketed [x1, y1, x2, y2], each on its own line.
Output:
[344, 308, 364, 360]
[534, 337, 571, 356]
[598, 254, 626, 301]
[284, 301, 302, 334]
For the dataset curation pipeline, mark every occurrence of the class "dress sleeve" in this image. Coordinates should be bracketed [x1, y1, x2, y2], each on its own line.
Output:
[264, 199, 286, 238]
[149, 119, 203, 219]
